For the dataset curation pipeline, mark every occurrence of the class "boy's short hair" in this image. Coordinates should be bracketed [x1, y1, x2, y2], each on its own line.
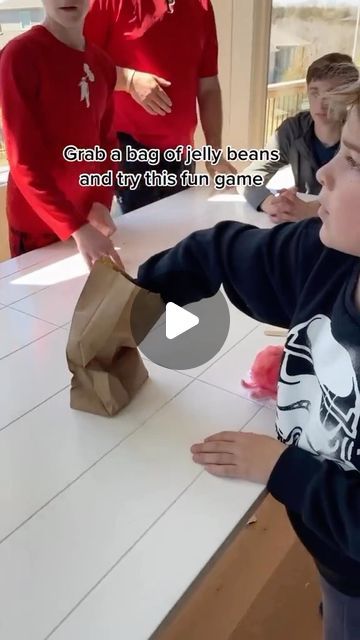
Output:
[306, 52, 359, 85]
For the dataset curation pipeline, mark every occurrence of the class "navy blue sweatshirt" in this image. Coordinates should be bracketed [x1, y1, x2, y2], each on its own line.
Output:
[137, 218, 360, 596]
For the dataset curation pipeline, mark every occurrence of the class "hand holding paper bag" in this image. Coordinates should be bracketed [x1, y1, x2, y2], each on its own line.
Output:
[66, 258, 165, 416]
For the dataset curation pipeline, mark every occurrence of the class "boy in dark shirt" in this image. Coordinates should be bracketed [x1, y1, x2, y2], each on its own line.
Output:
[244, 52, 358, 224]
[137, 77, 360, 638]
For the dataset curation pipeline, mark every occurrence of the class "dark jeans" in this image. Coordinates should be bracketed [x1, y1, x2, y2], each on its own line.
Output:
[9, 227, 57, 257]
[320, 576, 360, 640]
[116, 132, 195, 213]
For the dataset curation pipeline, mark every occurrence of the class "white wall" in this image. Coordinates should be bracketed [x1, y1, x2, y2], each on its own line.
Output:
[196, 0, 271, 167]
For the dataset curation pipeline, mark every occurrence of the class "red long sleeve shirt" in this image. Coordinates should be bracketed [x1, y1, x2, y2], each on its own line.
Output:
[84, 0, 218, 150]
[0, 25, 116, 240]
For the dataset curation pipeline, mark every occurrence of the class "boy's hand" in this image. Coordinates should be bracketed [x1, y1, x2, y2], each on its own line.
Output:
[274, 190, 320, 223]
[261, 189, 320, 223]
[206, 155, 237, 179]
[191, 431, 287, 485]
[129, 71, 172, 116]
[88, 202, 117, 237]
[72, 223, 123, 270]
[260, 193, 295, 220]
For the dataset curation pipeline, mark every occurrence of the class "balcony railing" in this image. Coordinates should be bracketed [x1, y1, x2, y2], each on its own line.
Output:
[0, 142, 6, 167]
[265, 79, 308, 142]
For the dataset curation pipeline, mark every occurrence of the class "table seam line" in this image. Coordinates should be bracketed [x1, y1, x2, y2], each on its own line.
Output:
[0, 372, 269, 541]
[0, 375, 195, 545]
[43, 469, 205, 640]
[0, 284, 51, 306]
[0, 327, 64, 362]
[173, 323, 261, 380]
[44, 404, 268, 640]
[194, 377, 269, 408]
[0, 383, 71, 435]
[5, 305, 68, 328]
[0, 260, 45, 281]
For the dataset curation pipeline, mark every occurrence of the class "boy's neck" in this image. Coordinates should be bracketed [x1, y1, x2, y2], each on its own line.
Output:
[43, 17, 85, 51]
[314, 120, 341, 147]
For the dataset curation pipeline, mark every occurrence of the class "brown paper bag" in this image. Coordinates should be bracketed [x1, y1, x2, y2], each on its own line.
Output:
[66, 258, 165, 416]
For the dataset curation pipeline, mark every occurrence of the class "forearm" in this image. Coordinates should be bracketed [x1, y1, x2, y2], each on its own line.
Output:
[3, 114, 84, 239]
[136, 219, 315, 327]
[115, 66, 135, 92]
[198, 78, 222, 150]
[243, 133, 286, 210]
[245, 186, 273, 211]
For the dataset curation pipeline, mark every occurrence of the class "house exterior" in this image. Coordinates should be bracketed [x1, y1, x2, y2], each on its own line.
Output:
[268, 24, 310, 83]
[0, 0, 43, 47]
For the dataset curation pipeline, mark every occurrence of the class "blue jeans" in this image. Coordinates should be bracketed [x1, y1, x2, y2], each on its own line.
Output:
[320, 576, 360, 639]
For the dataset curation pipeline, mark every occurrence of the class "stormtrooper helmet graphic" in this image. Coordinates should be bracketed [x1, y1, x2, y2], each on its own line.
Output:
[79, 63, 95, 108]
[276, 315, 360, 471]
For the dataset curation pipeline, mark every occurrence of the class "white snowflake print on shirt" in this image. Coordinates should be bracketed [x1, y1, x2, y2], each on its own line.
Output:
[79, 63, 95, 108]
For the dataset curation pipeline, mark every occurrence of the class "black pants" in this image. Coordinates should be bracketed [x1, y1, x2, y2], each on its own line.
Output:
[116, 132, 195, 213]
[320, 576, 360, 639]
[9, 227, 57, 257]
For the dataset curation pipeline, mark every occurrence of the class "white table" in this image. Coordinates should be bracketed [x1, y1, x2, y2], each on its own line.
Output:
[0, 187, 283, 640]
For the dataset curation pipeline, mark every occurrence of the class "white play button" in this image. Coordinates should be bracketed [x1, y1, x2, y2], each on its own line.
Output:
[131, 271, 230, 370]
[165, 302, 199, 340]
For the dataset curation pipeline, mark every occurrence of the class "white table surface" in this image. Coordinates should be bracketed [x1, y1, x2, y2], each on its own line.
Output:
[0, 187, 284, 640]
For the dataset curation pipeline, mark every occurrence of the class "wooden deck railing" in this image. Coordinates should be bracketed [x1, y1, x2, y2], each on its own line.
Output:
[265, 79, 308, 142]
[0, 142, 6, 166]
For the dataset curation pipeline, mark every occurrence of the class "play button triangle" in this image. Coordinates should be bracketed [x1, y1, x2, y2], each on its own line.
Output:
[165, 302, 199, 340]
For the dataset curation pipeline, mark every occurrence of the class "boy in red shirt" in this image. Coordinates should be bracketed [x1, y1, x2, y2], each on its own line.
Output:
[84, 0, 236, 212]
[0, 0, 122, 268]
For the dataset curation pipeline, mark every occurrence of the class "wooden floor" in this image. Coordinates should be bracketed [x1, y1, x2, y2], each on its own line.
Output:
[230, 535, 322, 640]
[157, 495, 323, 640]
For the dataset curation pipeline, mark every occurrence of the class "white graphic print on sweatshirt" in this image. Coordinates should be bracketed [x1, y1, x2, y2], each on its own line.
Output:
[79, 63, 95, 108]
[276, 315, 360, 471]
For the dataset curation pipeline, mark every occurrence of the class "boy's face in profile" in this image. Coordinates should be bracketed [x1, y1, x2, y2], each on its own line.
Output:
[317, 107, 360, 257]
[42, 0, 89, 27]
[308, 78, 345, 124]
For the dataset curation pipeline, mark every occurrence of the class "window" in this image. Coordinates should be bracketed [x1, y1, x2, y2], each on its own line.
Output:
[265, 0, 360, 141]
[20, 9, 32, 29]
[0, 2, 44, 166]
